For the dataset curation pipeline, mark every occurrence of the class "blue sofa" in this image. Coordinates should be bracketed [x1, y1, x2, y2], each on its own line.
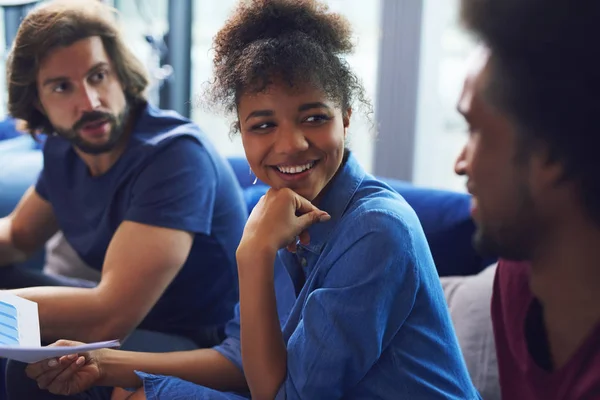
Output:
[0, 133, 494, 276]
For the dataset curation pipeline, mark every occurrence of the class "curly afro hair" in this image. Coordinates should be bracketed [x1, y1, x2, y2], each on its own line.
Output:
[461, 0, 600, 227]
[207, 0, 371, 132]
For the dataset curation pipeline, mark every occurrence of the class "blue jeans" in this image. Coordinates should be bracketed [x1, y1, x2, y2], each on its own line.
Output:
[0, 265, 217, 400]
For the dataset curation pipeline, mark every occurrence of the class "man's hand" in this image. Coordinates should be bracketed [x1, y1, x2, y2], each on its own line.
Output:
[25, 340, 105, 396]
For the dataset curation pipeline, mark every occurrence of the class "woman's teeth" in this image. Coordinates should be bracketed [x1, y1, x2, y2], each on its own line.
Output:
[276, 161, 315, 174]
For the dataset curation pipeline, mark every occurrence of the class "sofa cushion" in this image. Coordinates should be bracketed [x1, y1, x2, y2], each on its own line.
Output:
[0, 134, 37, 154]
[0, 145, 45, 270]
[226, 156, 265, 188]
[0, 149, 43, 217]
[0, 118, 20, 142]
[243, 184, 268, 214]
[441, 264, 500, 400]
[381, 178, 495, 276]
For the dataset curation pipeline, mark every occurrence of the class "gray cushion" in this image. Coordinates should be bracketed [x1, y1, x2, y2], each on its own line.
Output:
[441, 264, 500, 400]
[44, 232, 100, 282]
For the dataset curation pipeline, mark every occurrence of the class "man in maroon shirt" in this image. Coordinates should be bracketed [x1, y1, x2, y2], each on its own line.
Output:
[454, 1, 600, 399]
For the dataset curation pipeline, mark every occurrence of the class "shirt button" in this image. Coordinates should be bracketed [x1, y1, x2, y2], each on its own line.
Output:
[300, 258, 307, 268]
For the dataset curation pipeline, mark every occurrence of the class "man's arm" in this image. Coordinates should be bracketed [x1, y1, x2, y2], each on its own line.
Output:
[13, 136, 223, 343]
[0, 186, 59, 266]
[11, 220, 193, 342]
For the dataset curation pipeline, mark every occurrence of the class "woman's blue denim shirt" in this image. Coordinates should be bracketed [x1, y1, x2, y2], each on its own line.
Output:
[138, 153, 480, 400]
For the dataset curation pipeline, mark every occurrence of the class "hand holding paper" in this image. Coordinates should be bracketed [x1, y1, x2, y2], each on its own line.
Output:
[25, 339, 107, 396]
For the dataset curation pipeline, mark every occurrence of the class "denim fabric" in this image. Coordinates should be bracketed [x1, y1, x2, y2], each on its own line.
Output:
[138, 372, 249, 400]
[140, 154, 480, 399]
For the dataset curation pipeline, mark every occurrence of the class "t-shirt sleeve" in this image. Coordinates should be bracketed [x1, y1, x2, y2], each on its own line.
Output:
[124, 136, 217, 235]
[35, 168, 49, 201]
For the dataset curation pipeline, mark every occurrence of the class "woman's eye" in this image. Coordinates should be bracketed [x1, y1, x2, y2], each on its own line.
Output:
[251, 122, 275, 131]
[305, 114, 331, 124]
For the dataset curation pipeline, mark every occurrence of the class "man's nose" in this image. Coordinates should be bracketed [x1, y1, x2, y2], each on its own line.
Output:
[454, 144, 468, 176]
[78, 85, 101, 112]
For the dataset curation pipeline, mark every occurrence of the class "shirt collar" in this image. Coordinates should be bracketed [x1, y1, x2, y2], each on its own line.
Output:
[298, 152, 365, 255]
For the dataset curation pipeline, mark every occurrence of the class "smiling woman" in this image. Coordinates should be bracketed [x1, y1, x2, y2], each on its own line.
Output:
[125, 0, 481, 399]
[207, 0, 370, 203]
[238, 86, 348, 202]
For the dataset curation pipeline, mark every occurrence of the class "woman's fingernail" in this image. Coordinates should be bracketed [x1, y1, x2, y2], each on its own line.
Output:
[48, 359, 58, 367]
[76, 357, 85, 366]
[67, 354, 77, 360]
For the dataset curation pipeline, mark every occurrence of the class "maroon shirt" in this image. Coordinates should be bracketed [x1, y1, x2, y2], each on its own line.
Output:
[492, 259, 600, 400]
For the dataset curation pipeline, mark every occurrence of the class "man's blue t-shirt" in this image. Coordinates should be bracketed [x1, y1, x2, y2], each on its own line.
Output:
[35, 103, 247, 344]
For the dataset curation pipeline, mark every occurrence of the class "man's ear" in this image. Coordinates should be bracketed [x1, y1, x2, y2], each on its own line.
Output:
[529, 145, 566, 197]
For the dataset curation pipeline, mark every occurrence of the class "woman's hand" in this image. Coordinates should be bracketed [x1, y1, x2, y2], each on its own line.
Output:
[25, 340, 106, 396]
[239, 188, 330, 256]
[235, 188, 329, 398]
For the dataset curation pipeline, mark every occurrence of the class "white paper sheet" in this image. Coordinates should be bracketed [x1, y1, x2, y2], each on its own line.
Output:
[0, 293, 120, 363]
[0, 291, 40, 347]
[0, 339, 121, 363]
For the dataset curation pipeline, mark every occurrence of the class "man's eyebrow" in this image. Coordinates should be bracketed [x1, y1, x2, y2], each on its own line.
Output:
[41, 62, 110, 87]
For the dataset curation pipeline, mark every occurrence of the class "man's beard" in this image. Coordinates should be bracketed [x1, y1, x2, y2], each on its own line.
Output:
[473, 225, 534, 261]
[473, 183, 540, 262]
[54, 103, 131, 155]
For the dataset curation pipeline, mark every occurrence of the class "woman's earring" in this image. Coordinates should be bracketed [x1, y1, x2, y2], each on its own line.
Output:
[249, 167, 258, 185]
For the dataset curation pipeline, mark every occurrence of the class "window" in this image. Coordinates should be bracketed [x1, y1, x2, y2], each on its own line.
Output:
[413, 0, 476, 192]
[114, 0, 169, 107]
[0, 1, 53, 117]
[0, 6, 6, 117]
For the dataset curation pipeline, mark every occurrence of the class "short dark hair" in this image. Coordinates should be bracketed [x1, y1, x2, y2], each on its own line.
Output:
[207, 0, 371, 133]
[6, 0, 149, 136]
[461, 0, 600, 225]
